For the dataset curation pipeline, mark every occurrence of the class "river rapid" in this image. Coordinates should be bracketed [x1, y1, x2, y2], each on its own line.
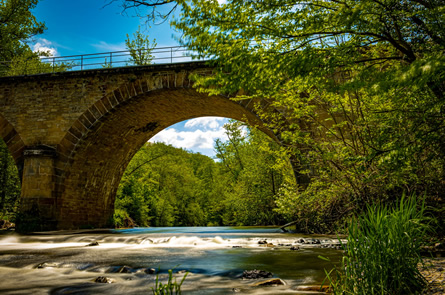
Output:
[0, 227, 344, 294]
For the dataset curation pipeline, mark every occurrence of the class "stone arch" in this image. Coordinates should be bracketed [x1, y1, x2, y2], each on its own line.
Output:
[0, 113, 25, 178]
[54, 76, 282, 229]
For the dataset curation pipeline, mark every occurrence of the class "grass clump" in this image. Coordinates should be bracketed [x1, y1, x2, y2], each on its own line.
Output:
[324, 195, 431, 295]
[152, 268, 188, 295]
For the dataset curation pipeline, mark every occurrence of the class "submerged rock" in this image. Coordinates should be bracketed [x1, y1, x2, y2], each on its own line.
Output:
[116, 266, 133, 273]
[290, 246, 300, 251]
[251, 278, 286, 287]
[242, 269, 273, 279]
[35, 262, 59, 269]
[94, 276, 114, 284]
[143, 268, 156, 274]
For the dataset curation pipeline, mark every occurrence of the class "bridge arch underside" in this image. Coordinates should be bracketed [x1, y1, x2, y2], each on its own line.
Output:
[0, 114, 25, 172]
[55, 88, 275, 229]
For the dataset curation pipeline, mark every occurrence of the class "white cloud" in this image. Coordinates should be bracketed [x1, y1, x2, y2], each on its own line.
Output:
[92, 41, 126, 52]
[149, 127, 227, 151]
[32, 38, 58, 56]
[184, 117, 226, 130]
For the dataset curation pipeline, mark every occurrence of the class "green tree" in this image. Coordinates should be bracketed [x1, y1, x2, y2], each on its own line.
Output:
[125, 25, 157, 65]
[215, 121, 291, 226]
[115, 142, 218, 227]
[0, 139, 21, 221]
[0, 0, 46, 75]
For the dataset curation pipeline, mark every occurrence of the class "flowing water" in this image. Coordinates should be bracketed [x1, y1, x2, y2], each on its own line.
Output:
[0, 227, 344, 294]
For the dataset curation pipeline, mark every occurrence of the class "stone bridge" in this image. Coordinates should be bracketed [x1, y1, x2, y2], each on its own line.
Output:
[0, 61, 299, 231]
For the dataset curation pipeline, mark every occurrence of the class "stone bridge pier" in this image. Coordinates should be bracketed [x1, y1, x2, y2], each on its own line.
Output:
[0, 61, 305, 231]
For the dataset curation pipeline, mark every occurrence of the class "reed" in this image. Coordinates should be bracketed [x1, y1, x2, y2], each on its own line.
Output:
[324, 195, 430, 295]
[151, 269, 188, 295]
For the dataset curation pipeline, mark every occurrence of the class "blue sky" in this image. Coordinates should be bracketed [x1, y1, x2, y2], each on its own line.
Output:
[32, 0, 229, 158]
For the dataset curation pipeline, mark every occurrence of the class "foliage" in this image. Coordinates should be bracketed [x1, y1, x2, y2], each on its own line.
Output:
[163, 0, 445, 232]
[214, 121, 291, 225]
[152, 269, 188, 295]
[322, 195, 430, 295]
[0, 139, 21, 222]
[125, 25, 157, 65]
[0, 0, 45, 61]
[4, 49, 72, 76]
[0, 0, 47, 75]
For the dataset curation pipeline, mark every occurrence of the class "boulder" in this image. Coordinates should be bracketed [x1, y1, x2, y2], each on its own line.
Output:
[86, 241, 99, 247]
[290, 246, 300, 251]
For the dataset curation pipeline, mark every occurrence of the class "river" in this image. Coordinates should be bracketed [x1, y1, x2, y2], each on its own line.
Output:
[0, 227, 344, 294]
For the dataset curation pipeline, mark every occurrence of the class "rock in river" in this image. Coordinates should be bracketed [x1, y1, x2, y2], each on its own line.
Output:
[94, 276, 114, 284]
[242, 269, 273, 279]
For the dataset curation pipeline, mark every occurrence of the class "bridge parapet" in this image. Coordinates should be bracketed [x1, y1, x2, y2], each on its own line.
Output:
[0, 46, 201, 76]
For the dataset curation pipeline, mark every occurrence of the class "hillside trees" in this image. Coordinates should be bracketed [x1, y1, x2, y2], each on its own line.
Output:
[114, 122, 293, 227]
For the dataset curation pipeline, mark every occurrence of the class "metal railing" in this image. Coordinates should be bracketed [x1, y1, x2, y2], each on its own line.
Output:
[0, 45, 204, 76]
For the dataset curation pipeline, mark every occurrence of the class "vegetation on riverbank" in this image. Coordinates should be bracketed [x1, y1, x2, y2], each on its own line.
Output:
[323, 196, 431, 294]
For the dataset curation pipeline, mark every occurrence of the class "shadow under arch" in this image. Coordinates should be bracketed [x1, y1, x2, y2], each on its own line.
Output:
[0, 113, 25, 179]
[55, 84, 282, 229]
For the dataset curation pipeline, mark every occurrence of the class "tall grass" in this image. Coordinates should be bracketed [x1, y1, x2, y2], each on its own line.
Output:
[324, 195, 430, 295]
[151, 268, 188, 295]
